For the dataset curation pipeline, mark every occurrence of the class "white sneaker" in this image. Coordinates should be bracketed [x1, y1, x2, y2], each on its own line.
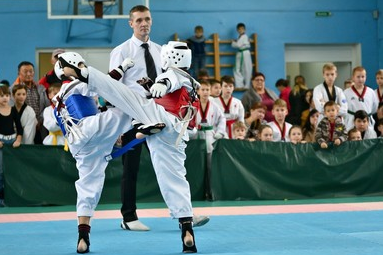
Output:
[193, 215, 210, 227]
[120, 220, 150, 231]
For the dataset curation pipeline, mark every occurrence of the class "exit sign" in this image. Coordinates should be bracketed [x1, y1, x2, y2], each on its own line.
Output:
[315, 11, 332, 17]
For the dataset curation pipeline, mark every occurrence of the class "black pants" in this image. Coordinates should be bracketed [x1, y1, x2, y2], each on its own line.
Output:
[120, 128, 147, 222]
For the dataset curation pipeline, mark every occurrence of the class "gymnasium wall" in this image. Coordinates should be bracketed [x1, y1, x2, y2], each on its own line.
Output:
[0, 0, 382, 91]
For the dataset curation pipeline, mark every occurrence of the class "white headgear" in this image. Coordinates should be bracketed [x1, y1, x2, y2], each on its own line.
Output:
[57, 52, 88, 82]
[58, 52, 86, 69]
[161, 41, 191, 70]
[54, 61, 64, 80]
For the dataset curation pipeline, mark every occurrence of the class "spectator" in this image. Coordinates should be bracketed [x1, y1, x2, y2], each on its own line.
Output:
[343, 79, 354, 90]
[11, 84, 37, 144]
[232, 121, 247, 140]
[245, 102, 267, 140]
[288, 75, 309, 125]
[377, 118, 383, 138]
[315, 101, 347, 149]
[241, 72, 278, 122]
[197, 68, 209, 81]
[212, 75, 244, 138]
[373, 102, 383, 136]
[0, 80, 10, 87]
[190, 79, 226, 200]
[231, 22, 252, 89]
[39, 48, 65, 90]
[288, 125, 306, 144]
[302, 108, 319, 143]
[267, 99, 292, 142]
[208, 78, 221, 98]
[275, 78, 291, 111]
[300, 89, 314, 127]
[13, 61, 50, 144]
[0, 84, 23, 207]
[43, 82, 66, 146]
[353, 110, 377, 139]
[347, 127, 362, 141]
[187, 25, 206, 79]
[257, 124, 274, 141]
[313, 62, 348, 123]
[375, 69, 383, 103]
[344, 66, 379, 130]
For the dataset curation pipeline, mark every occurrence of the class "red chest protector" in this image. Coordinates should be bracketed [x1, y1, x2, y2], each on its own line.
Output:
[154, 87, 199, 128]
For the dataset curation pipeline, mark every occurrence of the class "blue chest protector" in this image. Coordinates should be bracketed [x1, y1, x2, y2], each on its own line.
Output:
[55, 94, 99, 136]
[55, 93, 144, 162]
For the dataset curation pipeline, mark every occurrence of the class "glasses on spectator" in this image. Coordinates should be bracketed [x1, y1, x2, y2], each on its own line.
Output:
[254, 78, 264, 82]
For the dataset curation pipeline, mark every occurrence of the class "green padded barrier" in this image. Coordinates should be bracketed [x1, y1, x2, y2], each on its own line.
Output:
[211, 139, 383, 200]
[3, 140, 206, 207]
[4, 139, 383, 206]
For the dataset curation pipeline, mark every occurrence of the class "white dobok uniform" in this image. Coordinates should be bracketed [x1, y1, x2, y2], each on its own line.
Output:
[57, 66, 195, 219]
[267, 121, 292, 142]
[19, 104, 37, 145]
[375, 88, 383, 103]
[190, 99, 227, 153]
[43, 105, 65, 146]
[313, 83, 348, 123]
[343, 86, 379, 130]
[362, 126, 377, 139]
[212, 96, 245, 139]
[232, 33, 253, 89]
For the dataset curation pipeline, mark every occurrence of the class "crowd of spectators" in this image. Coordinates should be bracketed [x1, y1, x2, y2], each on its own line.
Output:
[1, 45, 383, 206]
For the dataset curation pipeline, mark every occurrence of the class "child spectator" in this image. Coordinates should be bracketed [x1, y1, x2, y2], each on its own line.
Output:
[43, 82, 66, 146]
[190, 80, 226, 200]
[197, 68, 209, 81]
[0, 85, 23, 206]
[377, 119, 383, 138]
[343, 79, 354, 90]
[0, 80, 10, 87]
[232, 22, 252, 89]
[302, 108, 319, 143]
[191, 80, 226, 148]
[12, 84, 37, 144]
[375, 69, 383, 103]
[208, 78, 221, 98]
[39, 48, 65, 90]
[275, 78, 291, 111]
[315, 101, 348, 149]
[212, 75, 244, 138]
[344, 66, 379, 130]
[373, 102, 383, 136]
[245, 102, 267, 140]
[288, 125, 306, 144]
[353, 110, 377, 139]
[313, 62, 348, 123]
[268, 99, 292, 142]
[257, 124, 274, 141]
[232, 121, 247, 140]
[347, 127, 362, 141]
[187, 25, 206, 79]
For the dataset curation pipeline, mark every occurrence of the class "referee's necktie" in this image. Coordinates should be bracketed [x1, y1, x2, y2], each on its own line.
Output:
[141, 43, 157, 82]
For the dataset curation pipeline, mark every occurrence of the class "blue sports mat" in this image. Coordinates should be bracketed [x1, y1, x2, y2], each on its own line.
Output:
[1, 210, 383, 255]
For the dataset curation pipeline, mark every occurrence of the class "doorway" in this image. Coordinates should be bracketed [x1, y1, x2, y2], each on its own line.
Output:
[285, 44, 361, 89]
